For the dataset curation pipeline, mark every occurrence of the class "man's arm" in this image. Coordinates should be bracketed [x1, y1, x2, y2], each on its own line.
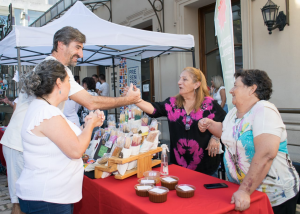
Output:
[70, 84, 141, 110]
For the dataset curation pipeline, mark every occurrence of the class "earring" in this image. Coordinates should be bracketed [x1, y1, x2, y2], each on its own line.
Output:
[59, 90, 61, 94]
[194, 89, 196, 95]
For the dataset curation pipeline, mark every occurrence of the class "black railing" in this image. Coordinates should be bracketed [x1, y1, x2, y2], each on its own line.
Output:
[29, 0, 112, 27]
[278, 108, 300, 114]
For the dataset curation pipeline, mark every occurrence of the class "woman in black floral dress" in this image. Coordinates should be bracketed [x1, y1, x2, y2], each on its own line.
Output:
[135, 67, 226, 175]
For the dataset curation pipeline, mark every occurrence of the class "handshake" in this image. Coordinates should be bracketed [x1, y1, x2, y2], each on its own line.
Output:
[122, 83, 142, 104]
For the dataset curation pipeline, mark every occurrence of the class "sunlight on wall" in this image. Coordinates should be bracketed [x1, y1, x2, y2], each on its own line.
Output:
[296, 0, 300, 8]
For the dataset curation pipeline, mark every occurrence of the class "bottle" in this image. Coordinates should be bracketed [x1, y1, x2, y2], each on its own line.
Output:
[125, 108, 129, 122]
[128, 105, 132, 120]
[160, 144, 170, 175]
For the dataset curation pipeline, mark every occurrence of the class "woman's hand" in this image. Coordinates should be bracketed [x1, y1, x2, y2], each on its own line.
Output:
[206, 137, 220, 157]
[198, 118, 213, 132]
[85, 110, 105, 127]
[231, 189, 250, 211]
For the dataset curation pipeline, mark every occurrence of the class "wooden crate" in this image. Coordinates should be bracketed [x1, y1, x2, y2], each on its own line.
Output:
[95, 147, 162, 179]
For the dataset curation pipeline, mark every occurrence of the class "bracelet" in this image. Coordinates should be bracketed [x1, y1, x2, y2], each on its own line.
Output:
[211, 135, 220, 143]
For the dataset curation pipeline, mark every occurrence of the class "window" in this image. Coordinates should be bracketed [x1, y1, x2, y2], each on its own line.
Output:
[0, 15, 8, 27]
[28, 10, 44, 26]
[199, 0, 242, 83]
[48, 0, 60, 4]
[14, 8, 23, 26]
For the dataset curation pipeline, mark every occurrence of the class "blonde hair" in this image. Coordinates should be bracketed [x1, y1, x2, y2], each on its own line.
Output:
[175, 67, 210, 112]
[211, 75, 224, 91]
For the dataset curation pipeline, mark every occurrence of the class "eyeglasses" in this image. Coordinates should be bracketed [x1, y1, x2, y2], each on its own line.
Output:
[185, 115, 191, 130]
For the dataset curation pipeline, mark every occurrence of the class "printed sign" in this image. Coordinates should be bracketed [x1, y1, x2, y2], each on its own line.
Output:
[215, 0, 235, 111]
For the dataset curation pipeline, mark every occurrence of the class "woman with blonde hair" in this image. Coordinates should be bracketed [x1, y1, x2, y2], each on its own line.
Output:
[211, 75, 228, 113]
[127, 67, 226, 176]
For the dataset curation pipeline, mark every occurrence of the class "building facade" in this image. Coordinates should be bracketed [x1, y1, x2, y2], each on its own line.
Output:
[0, 0, 58, 27]
[1, 0, 299, 161]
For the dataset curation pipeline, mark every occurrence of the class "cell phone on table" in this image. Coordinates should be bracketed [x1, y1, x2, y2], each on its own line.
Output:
[204, 183, 228, 189]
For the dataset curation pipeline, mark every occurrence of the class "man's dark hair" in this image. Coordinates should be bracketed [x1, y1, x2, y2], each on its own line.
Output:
[99, 74, 105, 81]
[52, 26, 86, 53]
[82, 77, 96, 91]
[92, 74, 98, 79]
[234, 69, 273, 100]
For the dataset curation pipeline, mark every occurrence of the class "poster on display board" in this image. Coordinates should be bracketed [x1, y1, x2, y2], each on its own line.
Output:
[127, 56, 141, 91]
[119, 56, 141, 110]
[119, 58, 128, 95]
[214, 0, 235, 111]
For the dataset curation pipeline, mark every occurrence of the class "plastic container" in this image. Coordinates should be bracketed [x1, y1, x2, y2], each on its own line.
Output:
[148, 186, 169, 203]
[160, 176, 179, 190]
[134, 184, 154, 197]
[175, 184, 196, 198]
[138, 178, 156, 186]
[143, 171, 161, 184]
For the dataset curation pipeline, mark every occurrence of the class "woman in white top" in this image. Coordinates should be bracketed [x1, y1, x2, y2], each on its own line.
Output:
[211, 75, 228, 113]
[16, 60, 104, 214]
[199, 69, 299, 213]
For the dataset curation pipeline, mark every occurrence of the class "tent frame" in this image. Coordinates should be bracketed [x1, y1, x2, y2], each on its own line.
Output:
[10, 46, 195, 121]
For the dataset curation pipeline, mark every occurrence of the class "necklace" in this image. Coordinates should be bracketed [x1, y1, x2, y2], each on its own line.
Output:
[40, 97, 51, 105]
[233, 113, 245, 165]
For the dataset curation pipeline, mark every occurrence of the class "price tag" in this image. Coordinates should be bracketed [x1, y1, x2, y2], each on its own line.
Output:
[136, 186, 152, 191]
[105, 140, 113, 148]
[143, 84, 149, 92]
[178, 186, 194, 191]
[150, 188, 166, 194]
[162, 177, 177, 183]
[140, 180, 155, 184]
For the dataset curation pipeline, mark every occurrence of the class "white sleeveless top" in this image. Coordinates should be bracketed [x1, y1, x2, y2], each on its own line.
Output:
[16, 99, 83, 204]
[213, 86, 226, 105]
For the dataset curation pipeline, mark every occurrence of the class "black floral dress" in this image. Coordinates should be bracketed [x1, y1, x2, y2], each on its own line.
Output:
[148, 96, 226, 175]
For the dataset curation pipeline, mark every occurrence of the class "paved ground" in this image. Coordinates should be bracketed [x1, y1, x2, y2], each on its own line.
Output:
[0, 173, 299, 214]
[0, 174, 12, 214]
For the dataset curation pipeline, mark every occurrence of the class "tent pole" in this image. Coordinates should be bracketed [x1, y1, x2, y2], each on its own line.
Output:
[17, 47, 22, 74]
[192, 48, 196, 68]
[112, 57, 117, 124]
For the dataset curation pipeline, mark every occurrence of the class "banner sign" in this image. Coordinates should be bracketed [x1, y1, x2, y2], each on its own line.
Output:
[214, 0, 235, 110]
[127, 56, 141, 91]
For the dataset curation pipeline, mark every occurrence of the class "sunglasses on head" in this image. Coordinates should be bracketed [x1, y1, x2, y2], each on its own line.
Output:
[185, 115, 191, 130]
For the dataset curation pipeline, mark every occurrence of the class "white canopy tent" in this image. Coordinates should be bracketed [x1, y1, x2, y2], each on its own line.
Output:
[0, 1, 195, 67]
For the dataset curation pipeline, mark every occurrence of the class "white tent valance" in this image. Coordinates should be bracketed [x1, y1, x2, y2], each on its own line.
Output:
[0, 1, 195, 66]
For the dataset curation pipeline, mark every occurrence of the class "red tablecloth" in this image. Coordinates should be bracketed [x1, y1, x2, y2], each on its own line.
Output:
[0, 129, 6, 168]
[74, 165, 273, 214]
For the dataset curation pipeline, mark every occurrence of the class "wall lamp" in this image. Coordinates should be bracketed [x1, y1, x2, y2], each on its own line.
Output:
[261, 0, 289, 34]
